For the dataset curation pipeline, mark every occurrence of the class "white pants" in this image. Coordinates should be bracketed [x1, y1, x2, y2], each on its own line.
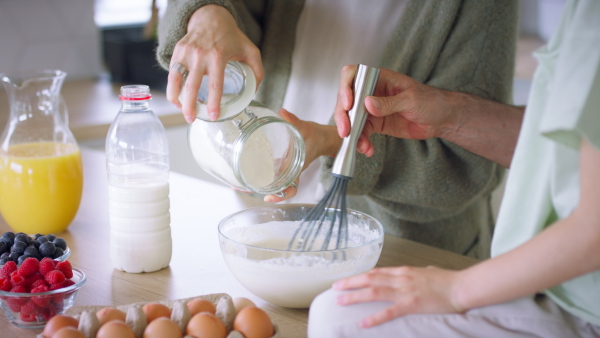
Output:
[308, 289, 600, 338]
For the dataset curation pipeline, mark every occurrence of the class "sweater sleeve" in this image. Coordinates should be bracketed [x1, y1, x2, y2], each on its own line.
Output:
[156, 0, 266, 70]
[320, 0, 518, 222]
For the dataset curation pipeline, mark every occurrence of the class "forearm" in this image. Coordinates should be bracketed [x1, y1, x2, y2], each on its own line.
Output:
[454, 211, 600, 311]
[437, 91, 524, 168]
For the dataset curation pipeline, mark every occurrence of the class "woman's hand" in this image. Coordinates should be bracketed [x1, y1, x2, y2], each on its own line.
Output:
[167, 5, 263, 122]
[264, 109, 341, 202]
[334, 65, 455, 157]
[332, 266, 464, 328]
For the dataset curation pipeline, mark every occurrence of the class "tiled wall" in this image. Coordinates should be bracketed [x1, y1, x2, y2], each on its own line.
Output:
[0, 0, 102, 80]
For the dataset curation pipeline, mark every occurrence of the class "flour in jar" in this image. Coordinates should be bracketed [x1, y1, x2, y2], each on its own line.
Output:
[188, 117, 275, 191]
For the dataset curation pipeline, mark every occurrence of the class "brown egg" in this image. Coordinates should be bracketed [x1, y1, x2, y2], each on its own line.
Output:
[96, 307, 127, 326]
[52, 327, 85, 338]
[143, 317, 182, 338]
[142, 303, 172, 323]
[187, 299, 217, 316]
[96, 320, 136, 338]
[42, 314, 79, 338]
[234, 307, 274, 338]
[186, 312, 227, 338]
[232, 297, 256, 314]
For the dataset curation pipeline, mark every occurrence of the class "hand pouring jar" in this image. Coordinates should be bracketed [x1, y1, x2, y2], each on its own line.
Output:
[184, 62, 305, 196]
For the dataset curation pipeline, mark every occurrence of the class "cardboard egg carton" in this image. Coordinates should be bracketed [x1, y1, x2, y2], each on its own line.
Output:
[37, 293, 279, 338]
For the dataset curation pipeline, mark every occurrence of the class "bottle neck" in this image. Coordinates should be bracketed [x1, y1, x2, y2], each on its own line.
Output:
[121, 99, 151, 111]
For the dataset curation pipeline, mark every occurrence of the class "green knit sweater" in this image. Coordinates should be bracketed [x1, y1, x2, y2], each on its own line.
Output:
[157, 0, 518, 259]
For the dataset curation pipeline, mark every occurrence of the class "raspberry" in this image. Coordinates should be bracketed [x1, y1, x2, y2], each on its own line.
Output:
[25, 272, 44, 287]
[44, 270, 65, 285]
[5, 297, 22, 312]
[20, 312, 37, 322]
[0, 277, 11, 291]
[0, 261, 17, 279]
[49, 283, 65, 291]
[56, 261, 73, 279]
[31, 285, 51, 307]
[20, 301, 40, 315]
[9, 285, 27, 293]
[17, 257, 39, 277]
[39, 257, 56, 276]
[30, 279, 48, 289]
[10, 270, 27, 287]
[40, 305, 56, 320]
[62, 279, 75, 288]
[30, 284, 50, 293]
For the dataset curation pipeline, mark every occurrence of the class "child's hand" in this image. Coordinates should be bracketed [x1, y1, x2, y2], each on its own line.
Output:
[332, 266, 465, 328]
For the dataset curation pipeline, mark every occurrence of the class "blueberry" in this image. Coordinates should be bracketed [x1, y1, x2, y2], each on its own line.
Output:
[0, 242, 6, 255]
[46, 234, 56, 242]
[53, 238, 67, 251]
[8, 252, 20, 263]
[0, 252, 8, 259]
[0, 256, 9, 265]
[34, 234, 43, 240]
[52, 247, 64, 259]
[39, 242, 56, 257]
[17, 255, 30, 266]
[1, 232, 15, 248]
[36, 236, 49, 246]
[14, 233, 29, 244]
[10, 240, 27, 254]
[27, 235, 35, 246]
[24, 245, 39, 258]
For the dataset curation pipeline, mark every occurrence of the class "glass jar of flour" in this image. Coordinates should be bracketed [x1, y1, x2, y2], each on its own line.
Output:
[184, 62, 305, 195]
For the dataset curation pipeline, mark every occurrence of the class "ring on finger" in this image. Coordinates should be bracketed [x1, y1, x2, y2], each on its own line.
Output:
[275, 191, 286, 198]
[170, 62, 189, 77]
[290, 182, 298, 189]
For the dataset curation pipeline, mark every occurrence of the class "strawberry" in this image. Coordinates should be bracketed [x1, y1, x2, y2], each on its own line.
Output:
[56, 261, 73, 279]
[44, 270, 65, 285]
[38, 258, 56, 276]
[17, 257, 39, 277]
[0, 261, 17, 279]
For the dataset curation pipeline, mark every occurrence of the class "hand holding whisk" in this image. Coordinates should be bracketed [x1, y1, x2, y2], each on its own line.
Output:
[287, 64, 380, 252]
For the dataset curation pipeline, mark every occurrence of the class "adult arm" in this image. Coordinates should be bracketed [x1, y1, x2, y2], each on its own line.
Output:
[156, 0, 266, 122]
[336, 67, 525, 168]
[333, 138, 600, 327]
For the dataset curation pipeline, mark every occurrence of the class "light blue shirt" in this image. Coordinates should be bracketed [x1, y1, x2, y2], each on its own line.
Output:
[491, 0, 600, 326]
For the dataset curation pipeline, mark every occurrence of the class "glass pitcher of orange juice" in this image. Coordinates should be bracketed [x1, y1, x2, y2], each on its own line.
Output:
[0, 70, 83, 235]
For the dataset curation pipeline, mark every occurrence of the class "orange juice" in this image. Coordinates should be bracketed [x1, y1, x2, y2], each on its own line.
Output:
[0, 142, 83, 234]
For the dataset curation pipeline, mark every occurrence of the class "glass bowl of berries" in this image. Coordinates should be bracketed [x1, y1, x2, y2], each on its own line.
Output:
[0, 258, 86, 329]
[0, 232, 70, 266]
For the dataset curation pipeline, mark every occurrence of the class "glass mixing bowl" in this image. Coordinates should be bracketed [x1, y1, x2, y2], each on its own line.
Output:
[218, 204, 384, 308]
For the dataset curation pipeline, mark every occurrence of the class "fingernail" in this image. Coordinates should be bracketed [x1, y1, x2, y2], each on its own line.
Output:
[209, 112, 218, 121]
[336, 295, 346, 305]
[332, 281, 341, 290]
[370, 97, 380, 110]
[185, 115, 195, 124]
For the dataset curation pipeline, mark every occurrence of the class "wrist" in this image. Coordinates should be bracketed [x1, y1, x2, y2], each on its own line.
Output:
[435, 91, 475, 141]
[188, 4, 233, 30]
[449, 269, 472, 313]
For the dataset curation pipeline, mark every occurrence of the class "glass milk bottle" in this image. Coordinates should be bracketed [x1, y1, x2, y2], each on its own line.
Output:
[106, 85, 172, 273]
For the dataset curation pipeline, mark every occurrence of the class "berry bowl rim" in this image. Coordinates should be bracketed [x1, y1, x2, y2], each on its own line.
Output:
[0, 268, 86, 297]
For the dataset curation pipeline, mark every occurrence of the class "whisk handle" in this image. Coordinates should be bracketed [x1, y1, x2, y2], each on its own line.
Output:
[332, 64, 380, 178]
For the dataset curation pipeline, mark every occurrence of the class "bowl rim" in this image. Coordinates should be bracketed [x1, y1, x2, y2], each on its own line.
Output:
[218, 203, 385, 253]
[0, 268, 86, 297]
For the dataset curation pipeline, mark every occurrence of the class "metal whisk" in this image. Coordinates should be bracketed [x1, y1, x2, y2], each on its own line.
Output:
[287, 64, 380, 252]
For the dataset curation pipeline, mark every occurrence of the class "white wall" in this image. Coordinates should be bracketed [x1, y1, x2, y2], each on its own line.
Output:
[0, 0, 102, 80]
